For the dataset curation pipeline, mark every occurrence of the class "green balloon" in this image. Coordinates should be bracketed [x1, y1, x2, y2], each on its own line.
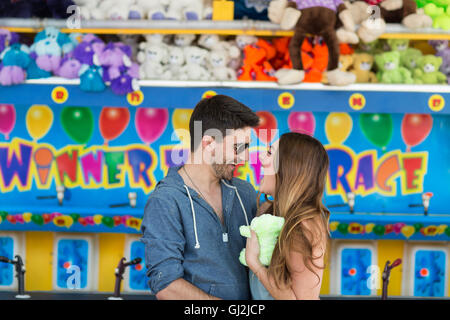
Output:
[0, 211, 7, 220]
[31, 214, 44, 226]
[102, 216, 114, 228]
[445, 227, 450, 237]
[413, 223, 424, 233]
[338, 223, 348, 234]
[70, 213, 80, 222]
[373, 225, 385, 236]
[61, 107, 94, 144]
[359, 113, 393, 150]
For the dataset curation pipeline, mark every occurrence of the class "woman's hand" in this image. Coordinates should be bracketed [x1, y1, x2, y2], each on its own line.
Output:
[245, 230, 263, 272]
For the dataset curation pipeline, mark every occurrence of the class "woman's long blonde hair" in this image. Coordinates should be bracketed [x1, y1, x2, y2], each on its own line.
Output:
[260, 132, 331, 289]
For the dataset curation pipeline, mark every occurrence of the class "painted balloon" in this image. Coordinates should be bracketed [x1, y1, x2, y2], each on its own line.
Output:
[288, 112, 315, 136]
[401, 114, 433, 152]
[0, 104, 16, 140]
[325, 112, 353, 145]
[99, 107, 130, 144]
[26, 105, 54, 141]
[172, 109, 193, 146]
[359, 113, 393, 150]
[135, 108, 169, 144]
[255, 111, 278, 144]
[61, 107, 94, 144]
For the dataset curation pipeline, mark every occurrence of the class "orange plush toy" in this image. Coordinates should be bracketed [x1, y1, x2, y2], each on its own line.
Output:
[238, 39, 277, 81]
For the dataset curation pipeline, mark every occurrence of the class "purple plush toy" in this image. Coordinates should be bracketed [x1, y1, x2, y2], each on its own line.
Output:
[97, 42, 133, 84]
[73, 34, 105, 65]
[429, 40, 450, 84]
[55, 52, 81, 79]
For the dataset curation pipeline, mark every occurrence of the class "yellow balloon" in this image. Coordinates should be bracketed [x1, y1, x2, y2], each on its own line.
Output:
[93, 214, 103, 225]
[329, 221, 339, 232]
[23, 212, 32, 223]
[365, 223, 375, 234]
[401, 226, 415, 239]
[325, 112, 353, 145]
[65, 216, 74, 229]
[26, 105, 54, 141]
[172, 109, 193, 146]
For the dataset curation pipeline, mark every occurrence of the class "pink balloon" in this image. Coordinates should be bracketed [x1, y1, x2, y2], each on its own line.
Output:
[288, 112, 315, 136]
[135, 108, 169, 144]
[0, 104, 16, 140]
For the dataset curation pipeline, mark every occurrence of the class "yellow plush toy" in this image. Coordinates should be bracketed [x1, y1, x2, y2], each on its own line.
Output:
[322, 54, 354, 84]
[351, 53, 378, 83]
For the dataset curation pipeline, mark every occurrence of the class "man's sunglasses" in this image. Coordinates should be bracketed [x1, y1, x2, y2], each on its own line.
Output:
[234, 143, 250, 154]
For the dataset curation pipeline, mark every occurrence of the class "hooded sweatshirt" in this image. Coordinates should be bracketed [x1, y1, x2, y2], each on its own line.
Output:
[141, 165, 257, 300]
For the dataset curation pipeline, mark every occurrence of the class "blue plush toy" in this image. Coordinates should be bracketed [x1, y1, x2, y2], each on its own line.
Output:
[79, 64, 106, 92]
[0, 43, 31, 85]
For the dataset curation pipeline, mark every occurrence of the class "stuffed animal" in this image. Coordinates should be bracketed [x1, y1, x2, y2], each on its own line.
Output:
[166, 0, 213, 20]
[174, 34, 197, 48]
[73, 34, 105, 66]
[180, 46, 211, 80]
[238, 40, 277, 81]
[197, 34, 241, 61]
[208, 50, 237, 81]
[322, 53, 354, 83]
[97, 42, 133, 84]
[268, 0, 357, 85]
[30, 27, 74, 73]
[238, 214, 285, 267]
[387, 39, 410, 54]
[351, 52, 378, 82]
[429, 39, 450, 57]
[440, 51, 450, 83]
[55, 52, 82, 79]
[375, 51, 414, 83]
[128, 0, 169, 19]
[166, 46, 186, 80]
[413, 54, 447, 83]
[0, 43, 31, 85]
[424, 3, 450, 30]
[400, 48, 423, 70]
[352, 0, 432, 43]
[79, 64, 106, 92]
[137, 42, 170, 79]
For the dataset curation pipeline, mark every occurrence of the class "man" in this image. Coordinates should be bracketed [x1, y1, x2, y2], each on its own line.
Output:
[141, 95, 260, 300]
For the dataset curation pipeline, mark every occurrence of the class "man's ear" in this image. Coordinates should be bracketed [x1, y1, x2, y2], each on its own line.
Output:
[202, 135, 216, 152]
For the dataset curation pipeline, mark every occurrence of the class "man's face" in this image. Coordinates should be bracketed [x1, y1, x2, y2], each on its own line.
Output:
[211, 127, 252, 180]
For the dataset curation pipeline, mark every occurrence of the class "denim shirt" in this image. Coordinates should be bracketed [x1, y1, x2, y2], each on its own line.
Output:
[141, 166, 257, 299]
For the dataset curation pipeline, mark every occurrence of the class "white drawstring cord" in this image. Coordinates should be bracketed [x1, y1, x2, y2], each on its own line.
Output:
[184, 185, 200, 249]
[221, 180, 250, 226]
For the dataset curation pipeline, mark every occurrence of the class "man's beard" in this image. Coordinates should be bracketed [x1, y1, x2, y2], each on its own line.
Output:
[212, 163, 236, 181]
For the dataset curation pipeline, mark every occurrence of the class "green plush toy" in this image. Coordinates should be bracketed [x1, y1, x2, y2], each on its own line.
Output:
[387, 39, 410, 55]
[424, 3, 450, 30]
[375, 51, 414, 84]
[400, 48, 423, 71]
[414, 55, 447, 84]
[416, 0, 450, 8]
[239, 214, 285, 267]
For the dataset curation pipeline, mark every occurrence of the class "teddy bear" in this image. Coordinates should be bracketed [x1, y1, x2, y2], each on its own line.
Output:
[440, 51, 450, 83]
[322, 53, 355, 84]
[238, 214, 285, 267]
[208, 50, 237, 81]
[429, 40, 450, 57]
[375, 51, 414, 83]
[351, 53, 378, 82]
[424, 3, 450, 30]
[197, 34, 241, 62]
[0, 43, 31, 85]
[387, 39, 410, 54]
[137, 42, 170, 79]
[413, 55, 447, 84]
[180, 46, 211, 80]
[268, 0, 357, 86]
[400, 48, 423, 71]
[165, 45, 186, 80]
[173, 34, 197, 48]
[166, 0, 213, 20]
[127, 0, 170, 19]
[351, 0, 432, 44]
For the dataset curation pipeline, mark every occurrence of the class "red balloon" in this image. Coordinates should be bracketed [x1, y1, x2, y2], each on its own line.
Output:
[255, 111, 278, 144]
[99, 107, 130, 143]
[401, 114, 433, 151]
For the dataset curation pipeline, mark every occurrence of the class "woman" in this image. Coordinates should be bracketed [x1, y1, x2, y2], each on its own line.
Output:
[245, 132, 331, 300]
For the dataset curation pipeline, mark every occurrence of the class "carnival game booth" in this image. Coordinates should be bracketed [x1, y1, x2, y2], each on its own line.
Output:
[0, 0, 450, 299]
